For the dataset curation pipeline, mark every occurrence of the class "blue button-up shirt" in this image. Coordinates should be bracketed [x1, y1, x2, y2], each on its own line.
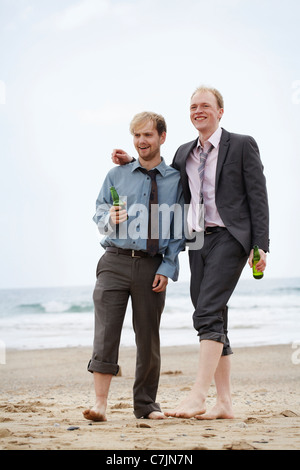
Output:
[93, 158, 185, 281]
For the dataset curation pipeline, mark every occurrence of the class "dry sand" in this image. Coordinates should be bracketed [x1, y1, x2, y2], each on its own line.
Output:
[0, 344, 299, 451]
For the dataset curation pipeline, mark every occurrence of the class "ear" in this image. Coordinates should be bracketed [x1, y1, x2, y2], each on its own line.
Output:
[160, 131, 167, 145]
[218, 108, 224, 121]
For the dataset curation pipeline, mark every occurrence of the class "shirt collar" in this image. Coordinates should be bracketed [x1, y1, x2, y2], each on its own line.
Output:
[132, 157, 167, 177]
[197, 126, 223, 151]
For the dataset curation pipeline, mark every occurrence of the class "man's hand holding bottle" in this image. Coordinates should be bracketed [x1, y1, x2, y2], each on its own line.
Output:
[109, 204, 128, 225]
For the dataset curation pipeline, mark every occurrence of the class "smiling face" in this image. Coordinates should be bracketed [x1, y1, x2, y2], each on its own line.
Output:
[133, 119, 166, 168]
[190, 90, 224, 140]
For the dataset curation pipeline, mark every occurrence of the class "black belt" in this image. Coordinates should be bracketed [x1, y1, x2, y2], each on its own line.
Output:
[204, 226, 227, 235]
[106, 247, 162, 258]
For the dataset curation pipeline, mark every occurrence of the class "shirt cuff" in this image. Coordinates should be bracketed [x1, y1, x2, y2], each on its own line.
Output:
[156, 259, 179, 282]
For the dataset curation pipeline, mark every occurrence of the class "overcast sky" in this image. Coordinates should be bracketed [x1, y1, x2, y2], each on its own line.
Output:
[0, 0, 299, 288]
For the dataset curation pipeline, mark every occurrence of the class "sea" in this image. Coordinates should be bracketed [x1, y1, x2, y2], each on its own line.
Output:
[0, 277, 299, 351]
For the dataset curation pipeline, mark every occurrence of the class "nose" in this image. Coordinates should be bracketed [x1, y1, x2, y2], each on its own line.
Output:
[138, 136, 147, 146]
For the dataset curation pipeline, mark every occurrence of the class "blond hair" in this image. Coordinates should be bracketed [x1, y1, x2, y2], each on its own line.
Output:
[191, 86, 224, 109]
[130, 112, 167, 136]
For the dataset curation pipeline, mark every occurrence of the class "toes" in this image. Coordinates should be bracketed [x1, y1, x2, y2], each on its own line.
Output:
[83, 409, 107, 422]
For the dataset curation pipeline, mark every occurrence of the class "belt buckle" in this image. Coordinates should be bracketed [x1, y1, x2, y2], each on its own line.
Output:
[131, 250, 141, 258]
[205, 228, 212, 235]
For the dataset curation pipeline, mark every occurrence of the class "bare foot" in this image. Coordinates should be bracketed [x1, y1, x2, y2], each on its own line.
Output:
[146, 411, 166, 420]
[195, 402, 234, 420]
[165, 395, 206, 419]
[83, 407, 107, 422]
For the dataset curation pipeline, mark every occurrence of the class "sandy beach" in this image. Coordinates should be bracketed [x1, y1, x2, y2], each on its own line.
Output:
[0, 344, 299, 451]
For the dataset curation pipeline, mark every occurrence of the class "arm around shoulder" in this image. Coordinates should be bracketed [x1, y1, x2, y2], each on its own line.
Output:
[111, 149, 134, 165]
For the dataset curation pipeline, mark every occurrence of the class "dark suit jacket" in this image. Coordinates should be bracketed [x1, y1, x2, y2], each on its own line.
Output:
[171, 128, 270, 255]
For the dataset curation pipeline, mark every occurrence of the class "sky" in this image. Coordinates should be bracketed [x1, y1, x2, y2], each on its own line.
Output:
[0, 0, 300, 289]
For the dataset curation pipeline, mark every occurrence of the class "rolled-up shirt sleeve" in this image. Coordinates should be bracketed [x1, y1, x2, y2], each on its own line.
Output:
[93, 174, 114, 235]
[156, 184, 186, 282]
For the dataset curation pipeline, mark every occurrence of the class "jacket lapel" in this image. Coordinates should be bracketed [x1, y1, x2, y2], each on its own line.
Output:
[181, 139, 198, 166]
[179, 139, 198, 202]
[215, 128, 230, 188]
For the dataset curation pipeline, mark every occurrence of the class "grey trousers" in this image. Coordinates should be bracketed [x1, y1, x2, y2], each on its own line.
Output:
[189, 229, 248, 356]
[88, 251, 166, 418]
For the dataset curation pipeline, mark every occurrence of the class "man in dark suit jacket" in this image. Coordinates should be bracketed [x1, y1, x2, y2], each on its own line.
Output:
[112, 86, 269, 420]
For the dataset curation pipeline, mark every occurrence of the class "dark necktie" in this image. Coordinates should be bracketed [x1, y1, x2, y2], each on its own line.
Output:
[139, 167, 159, 256]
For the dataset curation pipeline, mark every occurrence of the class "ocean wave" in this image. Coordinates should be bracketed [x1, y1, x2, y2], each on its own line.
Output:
[1, 278, 299, 349]
[18, 303, 46, 312]
[231, 324, 259, 330]
[16, 301, 94, 314]
[275, 287, 300, 293]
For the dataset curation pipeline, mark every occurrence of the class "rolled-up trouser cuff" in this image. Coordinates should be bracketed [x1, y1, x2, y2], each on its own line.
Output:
[198, 332, 233, 356]
[87, 358, 119, 376]
[222, 346, 233, 356]
[134, 402, 161, 419]
[199, 331, 226, 344]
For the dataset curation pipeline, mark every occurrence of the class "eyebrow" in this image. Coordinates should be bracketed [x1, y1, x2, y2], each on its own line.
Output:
[190, 102, 211, 107]
[134, 131, 154, 135]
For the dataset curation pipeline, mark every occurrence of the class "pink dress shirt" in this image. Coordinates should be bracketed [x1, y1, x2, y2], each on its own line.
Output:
[186, 127, 225, 232]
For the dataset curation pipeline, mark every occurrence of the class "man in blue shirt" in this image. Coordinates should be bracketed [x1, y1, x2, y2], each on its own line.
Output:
[84, 112, 185, 422]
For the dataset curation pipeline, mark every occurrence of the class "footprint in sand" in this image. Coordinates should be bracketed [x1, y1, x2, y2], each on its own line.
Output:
[223, 440, 258, 450]
[280, 410, 299, 417]
[111, 402, 131, 409]
[0, 428, 13, 438]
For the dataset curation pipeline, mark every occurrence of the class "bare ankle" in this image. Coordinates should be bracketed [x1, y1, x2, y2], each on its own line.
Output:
[190, 383, 207, 402]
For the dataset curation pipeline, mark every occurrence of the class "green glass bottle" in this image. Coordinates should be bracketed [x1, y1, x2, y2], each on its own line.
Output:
[252, 245, 263, 279]
[110, 186, 128, 219]
[110, 186, 121, 206]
